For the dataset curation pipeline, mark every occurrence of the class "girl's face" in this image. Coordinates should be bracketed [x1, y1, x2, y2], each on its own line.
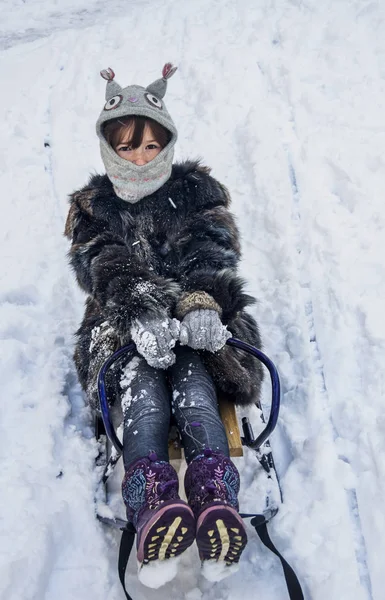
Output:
[115, 123, 162, 165]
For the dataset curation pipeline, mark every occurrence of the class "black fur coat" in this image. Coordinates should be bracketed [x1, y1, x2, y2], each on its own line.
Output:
[65, 161, 263, 409]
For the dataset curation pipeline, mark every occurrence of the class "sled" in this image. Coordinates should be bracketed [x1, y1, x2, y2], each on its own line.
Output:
[95, 338, 304, 600]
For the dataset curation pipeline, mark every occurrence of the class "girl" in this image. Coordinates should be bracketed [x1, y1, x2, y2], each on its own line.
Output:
[65, 64, 263, 588]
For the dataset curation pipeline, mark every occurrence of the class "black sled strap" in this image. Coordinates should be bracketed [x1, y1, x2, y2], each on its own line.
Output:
[118, 524, 136, 600]
[251, 516, 304, 600]
[117, 518, 304, 600]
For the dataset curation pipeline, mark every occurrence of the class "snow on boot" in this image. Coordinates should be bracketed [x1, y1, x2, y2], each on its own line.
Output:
[184, 448, 247, 582]
[122, 452, 195, 588]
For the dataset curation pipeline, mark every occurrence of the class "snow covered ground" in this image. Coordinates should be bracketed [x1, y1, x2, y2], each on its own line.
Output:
[1, 0, 385, 598]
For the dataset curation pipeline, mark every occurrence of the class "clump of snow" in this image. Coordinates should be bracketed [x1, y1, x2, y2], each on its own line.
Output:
[121, 356, 141, 388]
[136, 555, 182, 588]
[121, 387, 133, 415]
[201, 559, 239, 582]
[116, 422, 124, 444]
[130, 316, 180, 369]
[120, 356, 141, 414]
[89, 321, 113, 353]
[185, 588, 203, 600]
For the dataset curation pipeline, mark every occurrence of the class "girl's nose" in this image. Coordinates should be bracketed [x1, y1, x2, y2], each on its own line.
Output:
[131, 148, 146, 165]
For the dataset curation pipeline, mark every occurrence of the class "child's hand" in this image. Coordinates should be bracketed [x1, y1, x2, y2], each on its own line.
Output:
[179, 309, 231, 353]
[130, 312, 180, 369]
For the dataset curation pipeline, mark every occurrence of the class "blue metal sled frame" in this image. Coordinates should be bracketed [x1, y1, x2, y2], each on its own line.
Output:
[98, 337, 280, 455]
[96, 338, 281, 528]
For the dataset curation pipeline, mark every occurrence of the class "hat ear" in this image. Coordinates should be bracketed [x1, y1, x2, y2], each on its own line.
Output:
[146, 63, 177, 99]
[100, 68, 123, 99]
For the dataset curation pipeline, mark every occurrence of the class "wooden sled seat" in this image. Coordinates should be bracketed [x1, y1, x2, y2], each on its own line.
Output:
[168, 395, 243, 460]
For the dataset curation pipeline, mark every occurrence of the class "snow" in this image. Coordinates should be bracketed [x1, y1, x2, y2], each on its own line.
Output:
[1, 1, 385, 599]
[137, 555, 182, 589]
[201, 559, 239, 583]
[121, 356, 141, 414]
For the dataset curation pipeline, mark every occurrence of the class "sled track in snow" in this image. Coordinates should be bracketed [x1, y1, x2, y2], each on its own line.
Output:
[42, 85, 94, 439]
[286, 151, 374, 600]
[0, 0, 154, 50]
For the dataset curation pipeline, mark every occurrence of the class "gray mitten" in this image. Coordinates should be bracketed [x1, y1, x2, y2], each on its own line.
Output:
[179, 309, 231, 352]
[130, 312, 180, 369]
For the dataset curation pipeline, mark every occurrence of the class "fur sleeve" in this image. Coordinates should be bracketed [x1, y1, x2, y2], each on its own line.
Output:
[174, 175, 256, 322]
[64, 192, 181, 339]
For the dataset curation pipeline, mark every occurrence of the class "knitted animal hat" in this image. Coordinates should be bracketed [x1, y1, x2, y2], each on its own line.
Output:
[96, 63, 178, 203]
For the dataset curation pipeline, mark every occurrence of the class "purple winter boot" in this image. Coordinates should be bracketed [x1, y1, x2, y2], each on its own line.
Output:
[122, 452, 195, 587]
[184, 449, 247, 581]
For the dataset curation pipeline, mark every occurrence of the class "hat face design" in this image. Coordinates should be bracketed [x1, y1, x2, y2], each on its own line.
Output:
[102, 88, 163, 116]
[104, 95, 123, 110]
[96, 64, 178, 147]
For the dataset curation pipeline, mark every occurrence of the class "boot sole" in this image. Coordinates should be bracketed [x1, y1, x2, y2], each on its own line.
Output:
[137, 503, 196, 564]
[196, 505, 247, 565]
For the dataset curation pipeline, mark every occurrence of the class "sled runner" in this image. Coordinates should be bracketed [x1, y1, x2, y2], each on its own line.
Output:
[95, 338, 304, 600]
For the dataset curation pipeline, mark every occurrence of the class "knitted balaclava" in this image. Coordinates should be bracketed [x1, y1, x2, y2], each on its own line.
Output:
[96, 63, 178, 203]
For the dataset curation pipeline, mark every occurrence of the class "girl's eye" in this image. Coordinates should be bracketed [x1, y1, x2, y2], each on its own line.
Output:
[118, 146, 132, 152]
[144, 93, 162, 109]
[104, 95, 123, 110]
[146, 144, 160, 150]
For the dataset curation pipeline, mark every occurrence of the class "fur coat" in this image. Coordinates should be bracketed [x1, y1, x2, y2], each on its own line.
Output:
[65, 160, 264, 409]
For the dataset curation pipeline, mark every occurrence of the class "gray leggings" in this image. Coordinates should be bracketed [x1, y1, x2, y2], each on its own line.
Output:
[121, 345, 229, 468]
